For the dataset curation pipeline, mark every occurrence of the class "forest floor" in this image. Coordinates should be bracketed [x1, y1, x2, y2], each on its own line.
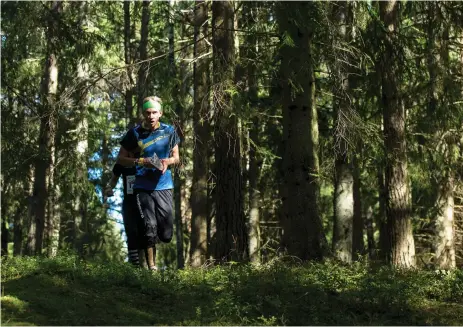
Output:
[1, 255, 462, 326]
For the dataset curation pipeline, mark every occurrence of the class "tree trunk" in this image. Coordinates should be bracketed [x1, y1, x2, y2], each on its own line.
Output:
[168, 1, 185, 269]
[35, 58, 58, 256]
[178, 20, 191, 266]
[365, 204, 376, 259]
[13, 202, 23, 256]
[46, 136, 60, 258]
[25, 175, 37, 255]
[331, 0, 354, 264]
[190, 0, 210, 267]
[1, 216, 8, 257]
[379, 0, 415, 267]
[66, 58, 90, 252]
[14, 139, 34, 256]
[377, 166, 389, 260]
[426, 7, 456, 269]
[242, 2, 261, 264]
[352, 150, 364, 260]
[277, 2, 327, 260]
[212, 1, 248, 262]
[333, 160, 353, 262]
[102, 133, 110, 206]
[435, 172, 456, 269]
[137, 0, 151, 115]
[124, 1, 135, 125]
[28, 1, 61, 255]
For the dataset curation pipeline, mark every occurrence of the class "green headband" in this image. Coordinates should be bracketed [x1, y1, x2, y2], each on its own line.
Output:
[142, 100, 162, 112]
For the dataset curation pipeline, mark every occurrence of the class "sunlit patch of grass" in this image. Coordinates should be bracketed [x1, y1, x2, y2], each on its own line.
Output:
[1, 295, 37, 326]
[1, 295, 28, 313]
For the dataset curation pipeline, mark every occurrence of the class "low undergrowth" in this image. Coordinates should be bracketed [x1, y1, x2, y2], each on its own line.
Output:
[1, 255, 462, 325]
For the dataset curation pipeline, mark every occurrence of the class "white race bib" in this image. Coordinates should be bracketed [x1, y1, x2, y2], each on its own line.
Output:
[126, 175, 135, 194]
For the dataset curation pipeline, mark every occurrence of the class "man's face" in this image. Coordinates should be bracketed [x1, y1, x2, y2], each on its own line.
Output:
[144, 107, 162, 129]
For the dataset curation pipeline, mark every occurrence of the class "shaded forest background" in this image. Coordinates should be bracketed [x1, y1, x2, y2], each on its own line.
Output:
[1, 0, 463, 270]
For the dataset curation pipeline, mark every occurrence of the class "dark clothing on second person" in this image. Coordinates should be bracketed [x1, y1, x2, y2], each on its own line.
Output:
[112, 163, 139, 263]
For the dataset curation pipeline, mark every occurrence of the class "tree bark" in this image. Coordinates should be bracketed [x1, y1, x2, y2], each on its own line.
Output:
[27, 1, 61, 255]
[124, 1, 136, 125]
[365, 204, 376, 259]
[277, 2, 327, 260]
[190, 0, 210, 267]
[377, 166, 389, 260]
[333, 159, 353, 262]
[137, 0, 151, 116]
[246, 2, 261, 264]
[379, 0, 415, 267]
[67, 58, 90, 252]
[426, 5, 456, 269]
[435, 172, 456, 269]
[13, 202, 24, 256]
[331, 0, 354, 264]
[212, 1, 248, 262]
[167, 1, 185, 269]
[102, 133, 110, 206]
[45, 122, 61, 258]
[14, 121, 34, 256]
[352, 151, 364, 260]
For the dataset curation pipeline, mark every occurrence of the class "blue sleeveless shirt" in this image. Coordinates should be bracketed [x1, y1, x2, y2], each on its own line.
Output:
[120, 123, 180, 191]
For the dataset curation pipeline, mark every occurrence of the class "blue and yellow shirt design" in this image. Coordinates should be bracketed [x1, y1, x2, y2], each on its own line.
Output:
[120, 123, 180, 191]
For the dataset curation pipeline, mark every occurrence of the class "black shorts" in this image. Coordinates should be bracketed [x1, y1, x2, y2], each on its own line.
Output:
[135, 189, 174, 248]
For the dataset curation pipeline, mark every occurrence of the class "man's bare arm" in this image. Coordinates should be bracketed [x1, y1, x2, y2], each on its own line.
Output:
[160, 145, 180, 174]
[105, 173, 120, 197]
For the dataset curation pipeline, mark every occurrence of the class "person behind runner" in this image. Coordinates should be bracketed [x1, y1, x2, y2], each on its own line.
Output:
[105, 151, 141, 267]
[117, 96, 180, 271]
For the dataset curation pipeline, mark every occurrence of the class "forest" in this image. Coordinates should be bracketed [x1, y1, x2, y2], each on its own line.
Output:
[2, 0, 463, 269]
[2, 0, 463, 325]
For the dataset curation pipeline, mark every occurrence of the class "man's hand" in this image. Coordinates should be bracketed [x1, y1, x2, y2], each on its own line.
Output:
[160, 159, 169, 174]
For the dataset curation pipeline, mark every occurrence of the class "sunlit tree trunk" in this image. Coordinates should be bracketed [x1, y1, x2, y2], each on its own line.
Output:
[178, 17, 192, 265]
[45, 125, 61, 258]
[246, 2, 261, 263]
[332, 0, 354, 264]
[365, 204, 376, 259]
[379, 0, 415, 267]
[435, 172, 456, 269]
[190, 0, 210, 267]
[352, 150, 364, 260]
[426, 5, 456, 269]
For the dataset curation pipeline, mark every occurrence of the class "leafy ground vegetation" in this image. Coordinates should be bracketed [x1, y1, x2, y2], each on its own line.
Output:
[1, 255, 462, 326]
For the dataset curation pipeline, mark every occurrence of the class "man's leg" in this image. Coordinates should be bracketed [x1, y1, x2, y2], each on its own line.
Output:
[153, 189, 174, 244]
